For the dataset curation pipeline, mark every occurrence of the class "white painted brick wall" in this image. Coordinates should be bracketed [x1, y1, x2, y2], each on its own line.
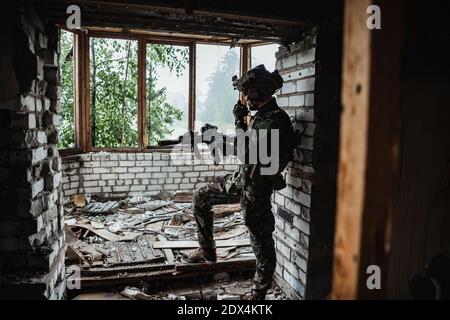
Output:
[273, 35, 317, 299]
[62, 152, 239, 201]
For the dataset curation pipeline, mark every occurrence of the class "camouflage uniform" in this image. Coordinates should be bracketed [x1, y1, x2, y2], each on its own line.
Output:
[193, 97, 294, 296]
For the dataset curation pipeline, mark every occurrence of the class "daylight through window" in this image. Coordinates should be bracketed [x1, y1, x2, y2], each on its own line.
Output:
[58, 29, 76, 149]
[58, 31, 279, 152]
[89, 37, 139, 148]
[146, 44, 189, 146]
[195, 44, 241, 135]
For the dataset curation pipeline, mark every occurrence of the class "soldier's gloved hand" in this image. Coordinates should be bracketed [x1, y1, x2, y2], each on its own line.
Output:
[233, 100, 249, 123]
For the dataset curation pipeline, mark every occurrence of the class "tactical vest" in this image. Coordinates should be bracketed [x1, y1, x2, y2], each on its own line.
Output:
[244, 106, 295, 190]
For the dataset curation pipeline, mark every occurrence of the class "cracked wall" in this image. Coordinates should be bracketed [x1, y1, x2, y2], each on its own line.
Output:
[0, 7, 66, 300]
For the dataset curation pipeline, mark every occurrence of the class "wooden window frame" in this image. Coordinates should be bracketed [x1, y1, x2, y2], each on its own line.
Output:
[144, 39, 192, 148]
[65, 28, 270, 154]
[58, 28, 83, 156]
[86, 31, 142, 152]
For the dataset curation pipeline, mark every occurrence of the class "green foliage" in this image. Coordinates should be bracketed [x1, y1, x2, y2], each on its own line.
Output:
[58, 30, 189, 149]
[58, 30, 75, 149]
[89, 37, 139, 147]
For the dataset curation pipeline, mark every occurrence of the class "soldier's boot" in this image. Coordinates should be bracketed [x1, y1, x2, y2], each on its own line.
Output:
[183, 248, 217, 265]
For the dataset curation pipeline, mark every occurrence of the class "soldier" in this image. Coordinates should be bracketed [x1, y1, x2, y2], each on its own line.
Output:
[184, 65, 295, 300]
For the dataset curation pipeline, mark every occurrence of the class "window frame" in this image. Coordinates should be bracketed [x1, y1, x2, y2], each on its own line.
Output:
[58, 28, 82, 156]
[64, 28, 277, 154]
[194, 42, 246, 135]
[249, 41, 280, 71]
[86, 31, 142, 152]
[145, 39, 192, 148]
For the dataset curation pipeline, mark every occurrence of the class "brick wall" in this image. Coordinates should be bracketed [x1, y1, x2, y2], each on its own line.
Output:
[272, 34, 316, 299]
[273, 23, 342, 300]
[0, 8, 66, 299]
[62, 152, 239, 203]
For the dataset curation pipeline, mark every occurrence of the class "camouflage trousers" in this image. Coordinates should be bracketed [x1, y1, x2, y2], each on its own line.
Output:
[193, 173, 276, 295]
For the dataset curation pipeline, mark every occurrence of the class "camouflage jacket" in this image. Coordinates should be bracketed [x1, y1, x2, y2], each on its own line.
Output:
[227, 98, 294, 193]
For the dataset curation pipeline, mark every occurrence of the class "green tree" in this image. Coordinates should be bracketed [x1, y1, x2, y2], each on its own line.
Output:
[89, 37, 139, 147]
[58, 30, 75, 149]
[58, 30, 188, 148]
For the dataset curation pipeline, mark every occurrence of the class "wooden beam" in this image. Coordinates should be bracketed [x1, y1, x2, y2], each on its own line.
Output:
[72, 31, 82, 151]
[240, 44, 251, 122]
[87, 14, 292, 40]
[332, 0, 404, 299]
[175, 257, 255, 273]
[240, 43, 250, 76]
[153, 239, 250, 249]
[138, 35, 147, 150]
[41, 8, 299, 43]
[188, 42, 196, 131]
[79, 31, 90, 153]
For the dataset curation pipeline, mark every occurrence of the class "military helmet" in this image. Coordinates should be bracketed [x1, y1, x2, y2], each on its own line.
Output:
[232, 65, 284, 100]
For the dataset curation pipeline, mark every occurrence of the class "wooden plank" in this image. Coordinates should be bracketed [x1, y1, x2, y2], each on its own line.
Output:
[188, 42, 196, 131]
[76, 269, 176, 288]
[332, 0, 404, 300]
[83, 32, 92, 152]
[76, 257, 255, 289]
[175, 257, 255, 273]
[72, 223, 141, 242]
[153, 239, 250, 249]
[240, 43, 250, 76]
[79, 31, 90, 153]
[332, 0, 373, 299]
[138, 35, 147, 150]
[81, 263, 174, 276]
[73, 31, 82, 150]
[240, 44, 250, 108]
[163, 249, 175, 264]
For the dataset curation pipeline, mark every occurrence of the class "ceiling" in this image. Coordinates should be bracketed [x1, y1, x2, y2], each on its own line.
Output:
[33, 0, 342, 44]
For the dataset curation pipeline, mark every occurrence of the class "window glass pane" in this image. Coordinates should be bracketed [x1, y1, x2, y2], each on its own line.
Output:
[58, 29, 76, 149]
[195, 44, 240, 135]
[89, 37, 138, 148]
[146, 44, 189, 146]
[251, 43, 279, 71]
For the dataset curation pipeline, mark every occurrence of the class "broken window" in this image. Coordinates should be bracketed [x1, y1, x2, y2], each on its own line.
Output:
[57, 31, 273, 153]
[89, 37, 139, 148]
[195, 44, 241, 134]
[58, 29, 76, 149]
[146, 44, 189, 146]
[251, 43, 279, 71]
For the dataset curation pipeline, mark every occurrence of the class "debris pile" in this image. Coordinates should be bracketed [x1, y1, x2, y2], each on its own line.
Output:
[73, 277, 287, 300]
[64, 191, 255, 286]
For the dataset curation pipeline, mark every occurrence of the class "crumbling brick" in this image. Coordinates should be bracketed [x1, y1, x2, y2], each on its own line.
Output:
[1, 10, 66, 300]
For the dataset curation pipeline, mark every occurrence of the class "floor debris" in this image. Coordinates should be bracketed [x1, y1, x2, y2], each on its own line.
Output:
[71, 276, 287, 300]
[64, 191, 260, 297]
[73, 194, 87, 207]
[83, 200, 120, 214]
